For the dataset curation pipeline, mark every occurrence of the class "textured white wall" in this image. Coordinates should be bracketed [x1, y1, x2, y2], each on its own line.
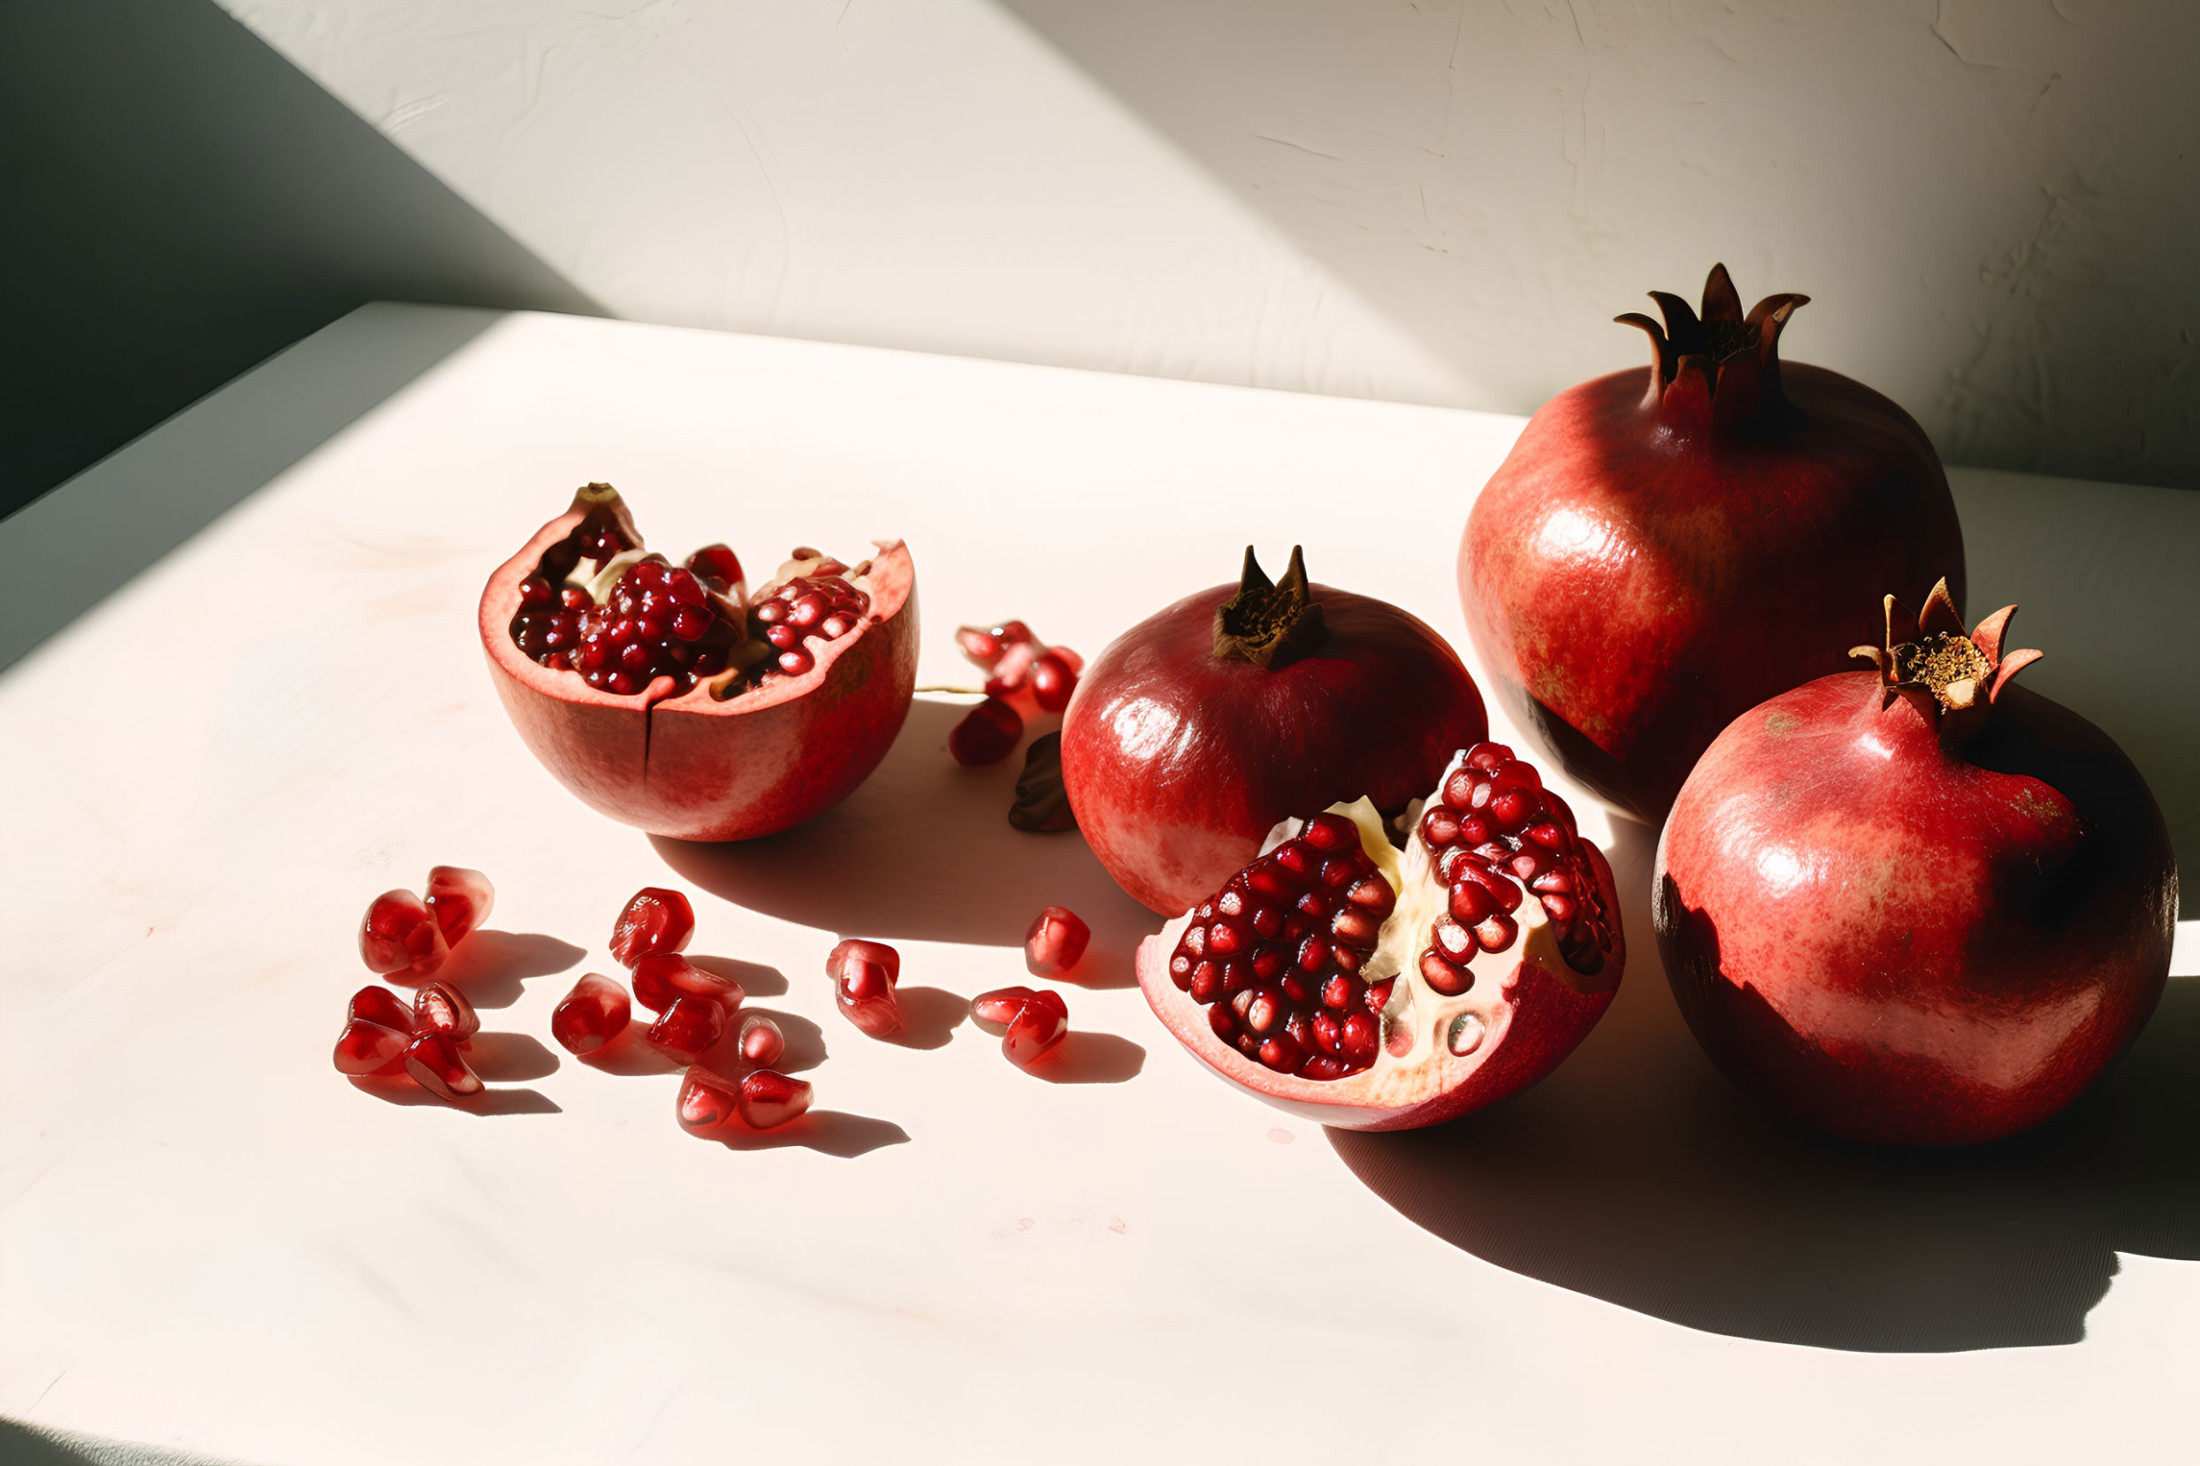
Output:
[224, 0, 2198, 486]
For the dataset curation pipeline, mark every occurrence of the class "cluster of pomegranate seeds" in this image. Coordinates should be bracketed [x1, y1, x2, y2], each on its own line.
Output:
[551, 972, 631, 1055]
[512, 516, 877, 699]
[745, 555, 873, 683]
[827, 938, 904, 1037]
[971, 986, 1070, 1066]
[332, 983, 486, 1100]
[609, 887, 695, 967]
[949, 619, 1086, 765]
[678, 1066, 815, 1132]
[1023, 906, 1090, 976]
[1415, 742, 1612, 982]
[359, 866, 495, 979]
[1166, 812, 1396, 1080]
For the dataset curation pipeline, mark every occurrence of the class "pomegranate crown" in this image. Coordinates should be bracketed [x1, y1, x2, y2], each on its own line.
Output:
[1851, 578, 2042, 744]
[1615, 263, 1809, 431]
[1215, 546, 1327, 670]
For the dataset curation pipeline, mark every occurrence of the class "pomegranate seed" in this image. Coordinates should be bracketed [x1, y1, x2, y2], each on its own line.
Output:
[551, 972, 631, 1054]
[1029, 651, 1079, 712]
[1023, 906, 1090, 975]
[333, 1019, 409, 1075]
[1420, 948, 1472, 995]
[949, 698, 1023, 766]
[631, 951, 743, 1013]
[973, 986, 1039, 1026]
[1258, 1033, 1304, 1073]
[677, 1066, 739, 1132]
[403, 1033, 483, 1099]
[685, 544, 745, 591]
[738, 1014, 786, 1067]
[520, 576, 555, 607]
[610, 887, 695, 967]
[1474, 913, 1519, 953]
[412, 981, 479, 1039]
[956, 619, 1036, 671]
[348, 985, 414, 1031]
[1003, 989, 1069, 1065]
[738, 1070, 814, 1129]
[648, 996, 729, 1060]
[827, 938, 904, 1037]
[358, 889, 448, 978]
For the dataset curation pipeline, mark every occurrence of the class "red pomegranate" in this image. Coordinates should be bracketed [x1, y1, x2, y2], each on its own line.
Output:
[1459, 265, 1965, 822]
[1063, 547, 1487, 915]
[1655, 581, 2177, 1145]
[480, 484, 917, 841]
[1135, 742, 1624, 1130]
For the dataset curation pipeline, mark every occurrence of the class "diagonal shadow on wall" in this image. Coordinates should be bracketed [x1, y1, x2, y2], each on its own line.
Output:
[0, 0, 601, 520]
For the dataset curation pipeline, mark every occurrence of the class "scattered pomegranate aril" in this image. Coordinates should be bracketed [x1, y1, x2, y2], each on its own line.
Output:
[647, 996, 729, 1060]
[738, 1014, 786, 1067]
[610, 887, 695, 968]
[551, 972, 631, 1055]
[482, 484, 918, 842]
[422, 866, 495, 947]
[1002, 989, 1070, 1066]
[677, 1066, 739, 1132]
[827, 938, 904, 1037]
[630, 951, 743, 1013]
[956, 620, 1036, 671]
[347, 985, 415, 1033]
[1063, 546, 1489, 914]
[403, 1033, 484, 1100]
[1137, 743, 1625, 1130]
[359, 890, 449, 978]
[972, 986, 1039, 1029]
[737, 1070, 814, 1129]
[949, 698, 1023, 766]
[1029, 651, 1080, 712]
[412, 980, 480, 1040]
[1023, 905, 1091, 976]
[333, 1019, 410, 1076]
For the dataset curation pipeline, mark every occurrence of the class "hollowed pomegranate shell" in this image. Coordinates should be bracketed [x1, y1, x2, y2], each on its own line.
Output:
[479, 485, 920, 841]
[1135, 752, 1625, 1131]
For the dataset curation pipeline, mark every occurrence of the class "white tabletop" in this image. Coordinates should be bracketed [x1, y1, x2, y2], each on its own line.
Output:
[4, 306, 2195, 1466]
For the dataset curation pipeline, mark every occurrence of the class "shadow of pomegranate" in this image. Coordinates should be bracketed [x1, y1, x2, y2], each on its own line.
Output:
[866, 985, 966, 1051]
[1329, 822, 2200, 1352]
[465, 1031, 560, 1082]
[651, 699, 1150, 987]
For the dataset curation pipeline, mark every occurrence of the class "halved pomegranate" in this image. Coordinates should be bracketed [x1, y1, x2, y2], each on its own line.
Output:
[1135, 744, 1624, 1130]
[480, 484, 918, 841]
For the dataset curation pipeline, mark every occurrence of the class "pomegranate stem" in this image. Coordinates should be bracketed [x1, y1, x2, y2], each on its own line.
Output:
[1214, 546, 1327, 670]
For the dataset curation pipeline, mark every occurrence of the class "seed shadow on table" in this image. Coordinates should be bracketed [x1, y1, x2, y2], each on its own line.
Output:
[1025, 1031, 1146, 1085]
[653, 699, 1151, 987]
[420, 930, 586, 1009]
[1329, 822, 2200, 1353]
[349, 1074, 561, 1115]
[705, 1110, 910, 1158]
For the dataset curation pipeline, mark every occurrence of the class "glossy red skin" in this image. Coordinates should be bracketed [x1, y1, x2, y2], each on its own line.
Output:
[1655, 673, 2176, 1145]
[480, 502, 918, 842]
[1061, 582, 1487, 915]
[1135, 843, 1624, 1131]
[1460, 363, 1963, 823]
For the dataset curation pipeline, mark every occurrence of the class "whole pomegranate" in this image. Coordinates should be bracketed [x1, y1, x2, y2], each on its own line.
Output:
[1459, 265, 1965, 822]
[480, 483, 917, 841]
[1063, 547, 1487, 914]
[1655, 581, 2177, 1145]
[1136, 742, 1623, 1130]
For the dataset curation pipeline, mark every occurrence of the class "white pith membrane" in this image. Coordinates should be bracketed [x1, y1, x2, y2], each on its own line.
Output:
[1140, 750, 1576, 1114]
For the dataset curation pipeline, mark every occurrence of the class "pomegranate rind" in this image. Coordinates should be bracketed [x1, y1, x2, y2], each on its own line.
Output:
[1136, 786, 1624, 1132]
[479, 488, 919, 842]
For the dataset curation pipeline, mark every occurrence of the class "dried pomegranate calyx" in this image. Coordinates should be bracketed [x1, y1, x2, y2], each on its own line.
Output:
[1213, 546, 1327, 670]
[1614, 263, 1810, 430]
[1850, 576, 2043, 745]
